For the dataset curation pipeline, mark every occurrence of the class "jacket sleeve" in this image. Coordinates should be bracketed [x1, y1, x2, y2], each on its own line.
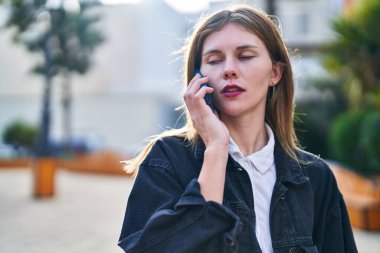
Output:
[118, 153, 243, 253]
[321, 192, 358, 253]
[307, 159, 358, 253]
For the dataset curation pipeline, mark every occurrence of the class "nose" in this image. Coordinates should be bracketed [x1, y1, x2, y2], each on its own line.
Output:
[223, 58, 238, 79]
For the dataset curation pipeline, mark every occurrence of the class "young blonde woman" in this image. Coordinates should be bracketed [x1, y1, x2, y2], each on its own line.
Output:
[118, 5, 357, 253]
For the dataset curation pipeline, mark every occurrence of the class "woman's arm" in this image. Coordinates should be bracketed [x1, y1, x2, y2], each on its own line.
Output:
[320, 193, 358, 253]
[308, 161, 358, 253]
[198, 143, 229, 204]
[183, 74, 230, 204]
[118, 152, 242, 253]
[118, 73, 237, 252]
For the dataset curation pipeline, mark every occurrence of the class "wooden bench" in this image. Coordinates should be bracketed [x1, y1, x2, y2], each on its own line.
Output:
[328, 161, 380, 230]
[58, 150, 131, 176]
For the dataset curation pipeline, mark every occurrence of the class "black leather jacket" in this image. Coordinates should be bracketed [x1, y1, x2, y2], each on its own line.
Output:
[118, 136, 358, 253]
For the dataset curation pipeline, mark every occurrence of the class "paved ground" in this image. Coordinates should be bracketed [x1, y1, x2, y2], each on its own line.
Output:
[1, 168, 379, 253]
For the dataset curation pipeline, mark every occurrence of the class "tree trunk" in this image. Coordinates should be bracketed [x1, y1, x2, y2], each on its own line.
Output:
[34, 31, 56, 198]
[62, 69, 72, 156]
[37, 35, 53, 157]
[267, 0, 276, 15]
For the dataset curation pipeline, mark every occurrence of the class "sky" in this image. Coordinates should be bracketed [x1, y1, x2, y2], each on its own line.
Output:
[100, 0, 226, 13]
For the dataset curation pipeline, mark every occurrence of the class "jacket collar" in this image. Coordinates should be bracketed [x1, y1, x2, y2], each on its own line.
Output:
[274, 141, 309, 185]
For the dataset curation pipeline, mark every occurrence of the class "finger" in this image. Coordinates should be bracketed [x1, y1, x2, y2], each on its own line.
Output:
[184, 74, 201, 102]
[187, 73, 201, 90]
[188, 76, 209, 95]
[205, 86, 214, 94]
[184, 76, 209, 103]
[186, 74, 206, 90]
[185, 86, 211, 109]
[195, 86, 214, 98]
[193, 87, 214, 111]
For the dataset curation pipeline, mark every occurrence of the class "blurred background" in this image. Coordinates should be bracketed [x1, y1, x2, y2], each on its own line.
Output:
[0, 0, 379, 252]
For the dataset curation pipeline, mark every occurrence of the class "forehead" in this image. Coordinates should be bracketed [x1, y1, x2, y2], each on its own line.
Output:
[202, 23, 265, 52]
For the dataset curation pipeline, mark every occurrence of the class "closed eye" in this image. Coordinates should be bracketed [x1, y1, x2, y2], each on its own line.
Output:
[207, 55, 224, 65]
[239, 56, 254, 60]
[204, 52, 224, 65]
[208, 59, 222, 65]
[238, 49, 256, 61]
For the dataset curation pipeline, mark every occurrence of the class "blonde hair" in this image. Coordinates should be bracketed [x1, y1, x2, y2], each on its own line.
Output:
[124, 5, 299, 176]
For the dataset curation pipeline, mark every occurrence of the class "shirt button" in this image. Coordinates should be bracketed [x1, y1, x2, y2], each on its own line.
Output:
[226, 236, 235, 246]
[236, 167, 243, 171]
[238, 223, 243, 233]
[289, 247, 299, 253]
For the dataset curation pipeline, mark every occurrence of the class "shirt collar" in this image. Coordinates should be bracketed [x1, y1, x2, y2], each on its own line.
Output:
[228, 123, 275, 175]
[194, 128, 309, 184]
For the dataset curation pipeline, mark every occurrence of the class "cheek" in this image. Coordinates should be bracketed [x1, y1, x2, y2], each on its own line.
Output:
[204, 70, 222, 88]
[200, 63, 219, 76]
[247, 64, 272, 84]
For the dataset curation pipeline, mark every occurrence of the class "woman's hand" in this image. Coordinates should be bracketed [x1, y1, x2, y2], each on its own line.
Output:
[184, 73, 230, 204]
[183, 74, 230, 148]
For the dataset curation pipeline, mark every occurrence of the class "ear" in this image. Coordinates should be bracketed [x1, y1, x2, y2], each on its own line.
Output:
[270, 62, 283, 85]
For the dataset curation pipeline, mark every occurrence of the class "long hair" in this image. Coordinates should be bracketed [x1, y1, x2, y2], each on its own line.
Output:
[124, 5, 299, 176]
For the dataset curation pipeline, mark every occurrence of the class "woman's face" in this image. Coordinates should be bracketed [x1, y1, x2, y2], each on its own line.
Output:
[200, 23, 282, 119]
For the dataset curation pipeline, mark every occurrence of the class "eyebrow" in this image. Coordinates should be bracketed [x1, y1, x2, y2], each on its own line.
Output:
[202, 45, 258, 56]
[237, 45, 258, 50]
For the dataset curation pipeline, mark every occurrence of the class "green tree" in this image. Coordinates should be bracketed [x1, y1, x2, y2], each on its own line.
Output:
[323, 0, 380, 173]
[1, 0, 104, 155]
[324, 0, 380, 110]
[2, 120, 39, 155]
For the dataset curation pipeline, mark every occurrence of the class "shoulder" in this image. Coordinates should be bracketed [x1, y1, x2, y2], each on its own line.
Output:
[156, 136, 189, 150]
[141, 136, 198, 171]
[142, 136, 187, 164]
[140, 136, 201, 185]
[147, 136, 189, 159]
[295, 149, 341, 204]
[295, 149, 335, 180]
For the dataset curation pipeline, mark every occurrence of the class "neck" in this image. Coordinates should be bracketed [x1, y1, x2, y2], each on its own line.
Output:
[221, 113, 268, 156]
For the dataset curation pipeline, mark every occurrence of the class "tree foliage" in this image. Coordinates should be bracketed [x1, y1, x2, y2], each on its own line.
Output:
[329, 111, 380, 174]
[2, 0, 104, 78]
[324, 0, 380, 110]
[2, 120, 39, 152]
[1, 0, 104, 155]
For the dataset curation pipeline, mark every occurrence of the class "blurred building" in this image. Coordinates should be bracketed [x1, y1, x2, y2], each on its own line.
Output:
[0, 0, 346, 154]
[277, 0, 345, 101]
[0, 0, 187, 153]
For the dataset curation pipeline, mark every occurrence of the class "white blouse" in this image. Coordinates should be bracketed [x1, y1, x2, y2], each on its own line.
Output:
[228, 124, 276, 253]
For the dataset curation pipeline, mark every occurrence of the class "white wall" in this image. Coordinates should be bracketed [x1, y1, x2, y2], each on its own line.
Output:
[0, 2, 186, 152]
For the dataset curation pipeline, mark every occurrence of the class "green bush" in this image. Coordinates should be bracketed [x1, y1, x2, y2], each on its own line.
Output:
[358, 113, 380, 173]
[329, 111, 380, 174]
[2, 120, 39, 153]
[295, 78, 348, 159]
[324, 0, 380, 111]
[295, 101, 331, 159]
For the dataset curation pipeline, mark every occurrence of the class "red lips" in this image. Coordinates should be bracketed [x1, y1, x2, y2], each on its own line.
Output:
[221, 84, 246, 98]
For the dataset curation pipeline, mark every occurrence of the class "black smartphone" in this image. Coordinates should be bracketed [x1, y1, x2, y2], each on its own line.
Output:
[195, 69, 215, 112]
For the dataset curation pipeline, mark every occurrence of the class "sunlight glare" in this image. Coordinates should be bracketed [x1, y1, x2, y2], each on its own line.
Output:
[163, 0, 210, 13]
[100, 0, 141, 5]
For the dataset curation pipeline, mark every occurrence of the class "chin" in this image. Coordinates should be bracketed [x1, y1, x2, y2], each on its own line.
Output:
[219, 107, 246, 118]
